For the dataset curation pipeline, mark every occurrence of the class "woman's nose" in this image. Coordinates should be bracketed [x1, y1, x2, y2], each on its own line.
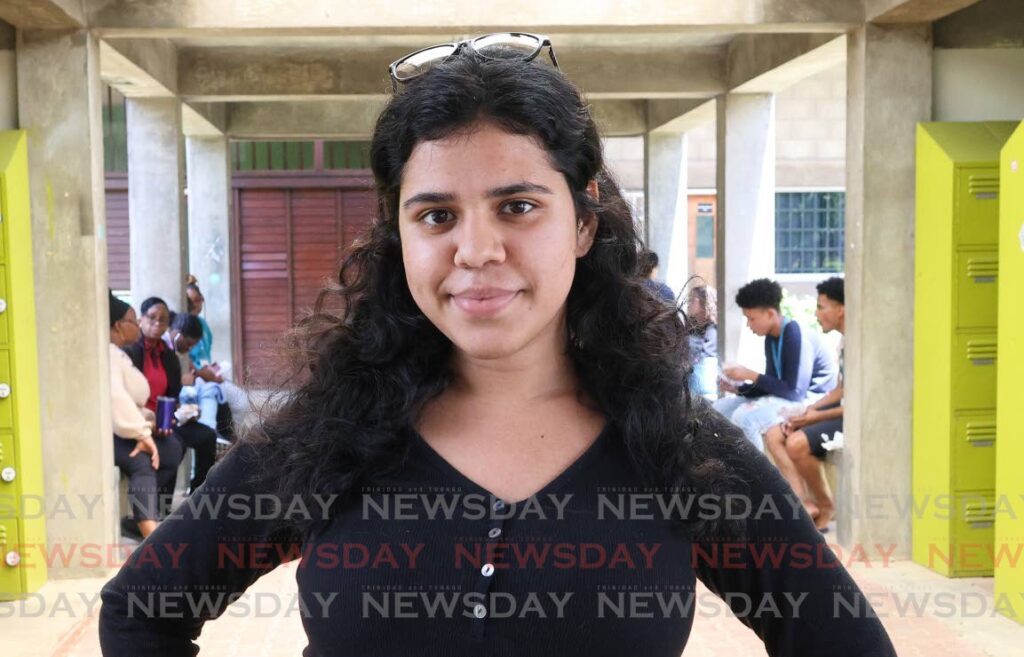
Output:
[453, 214, 505, 269]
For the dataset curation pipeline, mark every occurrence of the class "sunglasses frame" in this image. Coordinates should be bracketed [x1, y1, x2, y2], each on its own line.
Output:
[389, 32, 558, 91]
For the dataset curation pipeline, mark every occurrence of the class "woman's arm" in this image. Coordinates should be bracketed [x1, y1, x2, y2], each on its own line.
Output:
[110, 347, 153, 441]
[99, 441, 303, 655]
[692, 409, 895, 656]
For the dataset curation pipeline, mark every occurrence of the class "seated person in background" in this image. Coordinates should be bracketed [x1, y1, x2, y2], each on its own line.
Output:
[684, 283, 718, 400]
[185, 276, 249, 423]
[638, 249, 676, 305]
[124, 297, 218, 494]
[764, 277, 846, 531]
[713, 278, 837, 451]
[166, 312, 234, 443]
[108, 291, 183, 539]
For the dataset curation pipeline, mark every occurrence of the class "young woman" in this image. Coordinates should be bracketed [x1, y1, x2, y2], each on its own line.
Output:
[100, 35, 894, 656]
[184, 275, 215, 376]
[123, 297, 218, 493]
[109, 291, 184, 539]
[185, 275, 250, 423]
[684, 282, 718, 399]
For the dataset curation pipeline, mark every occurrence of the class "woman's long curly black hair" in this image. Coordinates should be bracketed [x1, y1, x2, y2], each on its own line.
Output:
[243, 50, 747, 541]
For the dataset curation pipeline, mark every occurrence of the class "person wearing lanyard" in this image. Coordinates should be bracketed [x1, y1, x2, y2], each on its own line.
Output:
[714, 278, 838, 451]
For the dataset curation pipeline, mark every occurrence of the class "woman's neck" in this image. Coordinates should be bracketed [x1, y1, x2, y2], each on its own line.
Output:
[449, 327, 578, 406]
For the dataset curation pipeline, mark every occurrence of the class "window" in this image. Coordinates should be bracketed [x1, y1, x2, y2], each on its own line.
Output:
[102, 85, 128, 173]
[696, 203, 714, 259]
[775, 191, 845, 274]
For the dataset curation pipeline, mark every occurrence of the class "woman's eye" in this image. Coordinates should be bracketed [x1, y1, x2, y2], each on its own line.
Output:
[420, 209, 454, 226]
[501, 200, 536, 215]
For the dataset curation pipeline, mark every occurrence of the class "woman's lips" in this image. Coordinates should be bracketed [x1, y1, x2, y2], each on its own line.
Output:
[450, 290, 520, 318]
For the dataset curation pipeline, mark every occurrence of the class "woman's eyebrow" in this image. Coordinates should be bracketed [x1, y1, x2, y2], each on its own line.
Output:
[401, 182, 553, 210]
[402, 191, 456, 209]
[487, 182, 553, 198]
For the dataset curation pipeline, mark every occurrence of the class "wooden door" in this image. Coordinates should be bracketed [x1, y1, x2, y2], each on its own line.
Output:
[233, 173, 374, 385]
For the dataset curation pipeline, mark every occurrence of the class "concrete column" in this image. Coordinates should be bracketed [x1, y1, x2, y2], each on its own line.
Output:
[715, 93, 776, 366]
[644, 132, 689, 298]
[0, 20, 15, 130]
[841, 24, 931, 556]
[185, 135, 234, 367]
[16, 29, 116, 575]
[127, 98, 187, 312]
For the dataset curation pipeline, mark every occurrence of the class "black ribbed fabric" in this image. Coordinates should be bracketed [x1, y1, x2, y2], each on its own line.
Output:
[99, 410, 896, 657]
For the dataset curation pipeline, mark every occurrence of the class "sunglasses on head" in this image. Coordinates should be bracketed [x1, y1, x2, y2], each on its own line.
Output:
[388, 32, 558, 92]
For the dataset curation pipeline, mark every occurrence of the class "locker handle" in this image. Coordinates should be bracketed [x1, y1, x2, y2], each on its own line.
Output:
[970, 276, 995, 283]
[972, 192, 997, 200]
[968, 521, 994, 529]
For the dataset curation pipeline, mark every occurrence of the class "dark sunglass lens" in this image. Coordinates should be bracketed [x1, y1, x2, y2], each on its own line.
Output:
[393, 44, 458, 80]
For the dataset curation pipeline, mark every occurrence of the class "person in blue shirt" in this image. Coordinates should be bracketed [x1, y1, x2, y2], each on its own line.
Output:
[638, 249, 676, 305]
[185, 275, 215, 370]
[185, 275, 250, 428]
[713, 278, 837, 451]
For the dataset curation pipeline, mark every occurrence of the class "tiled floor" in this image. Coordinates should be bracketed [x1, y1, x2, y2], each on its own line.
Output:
[5, 552, 1022, 657]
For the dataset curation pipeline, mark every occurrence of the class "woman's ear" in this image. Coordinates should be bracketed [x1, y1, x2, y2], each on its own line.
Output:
[575, 180, 600, 258]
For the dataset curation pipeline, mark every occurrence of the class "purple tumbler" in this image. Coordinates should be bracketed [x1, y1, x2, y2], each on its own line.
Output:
[156, 396, 176, 433]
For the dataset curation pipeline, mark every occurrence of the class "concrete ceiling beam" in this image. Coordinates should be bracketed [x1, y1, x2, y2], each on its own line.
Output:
[87, 0, 862, 36]
[591, 100, 648, 136]
[866, 0, 983, 23]
[99, 38, 177, 97]
[933, 0, 1024, 48]
[183, 101, 225, 136]
[223, 98, 651, 139]
[178, 46, 726, 101]
[646, 99, 707, 132]
[648, 99, 716, 133]
[728, 33, 845, 93]
[0, 0, 84, 30]
[226, 99, 384, 139]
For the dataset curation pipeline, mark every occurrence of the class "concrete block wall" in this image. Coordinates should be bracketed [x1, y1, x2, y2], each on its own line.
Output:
[602, 61, 849, 195]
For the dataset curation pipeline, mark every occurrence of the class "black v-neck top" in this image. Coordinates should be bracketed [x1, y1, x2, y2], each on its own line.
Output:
[99, 409, 896, 656]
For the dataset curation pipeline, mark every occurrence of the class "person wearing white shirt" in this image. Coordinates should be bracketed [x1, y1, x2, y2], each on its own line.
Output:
[109, 291, 184, 538]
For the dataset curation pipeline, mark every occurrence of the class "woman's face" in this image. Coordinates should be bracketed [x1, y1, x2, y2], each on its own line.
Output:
[172, 332, 199, 354]
[685, 295, 704, 321]
[114, 307, 141, 345]
[140, 303, 170, 341]
[187, 287, 204, 315]
[397, 122, 597, 361]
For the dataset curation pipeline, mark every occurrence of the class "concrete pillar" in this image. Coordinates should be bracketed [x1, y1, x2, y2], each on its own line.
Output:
[841, 24, 931, 556]
[127, 98, 187, 312]
[0, 20, 15, 130]
[185, 135, 234, 367]
[644, 132, 689, 298]
[16, 29, 116, 575]
[715, 93, 776, 366]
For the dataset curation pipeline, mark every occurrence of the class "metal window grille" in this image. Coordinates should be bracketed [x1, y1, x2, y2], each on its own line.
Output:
[775, 191, 845, 274]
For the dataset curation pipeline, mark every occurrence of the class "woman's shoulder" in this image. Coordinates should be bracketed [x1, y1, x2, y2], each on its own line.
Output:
[687, 398, 772, 484]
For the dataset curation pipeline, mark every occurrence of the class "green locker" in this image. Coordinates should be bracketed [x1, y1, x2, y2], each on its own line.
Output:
[995, 120, 1024, 624]
[0, 131, 47, 600]
[912, 122, 1017, 577]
